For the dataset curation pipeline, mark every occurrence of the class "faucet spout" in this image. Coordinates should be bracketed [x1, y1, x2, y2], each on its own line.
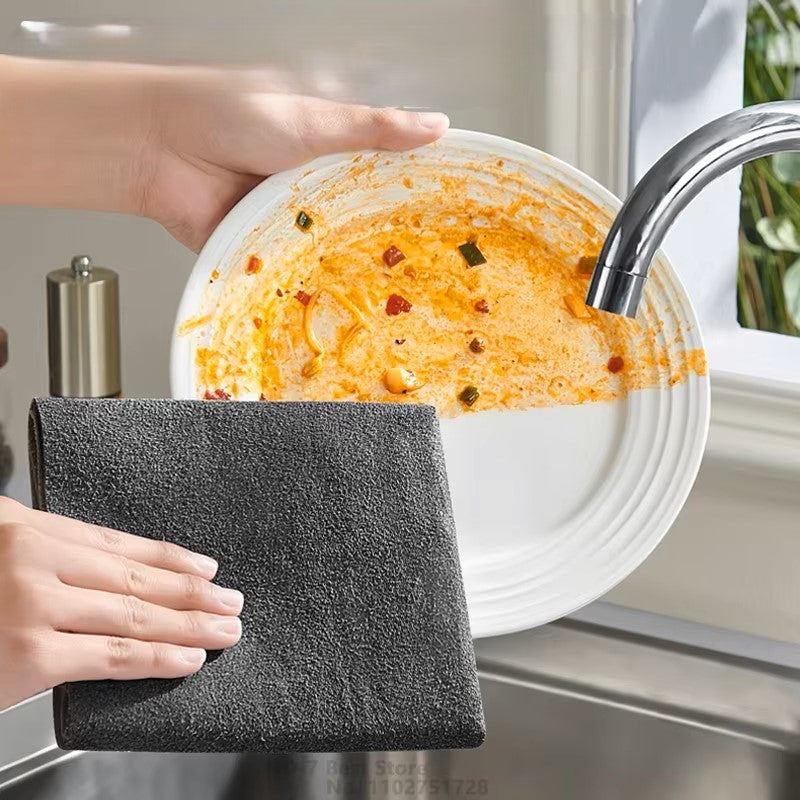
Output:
[585, 101, 800, 317]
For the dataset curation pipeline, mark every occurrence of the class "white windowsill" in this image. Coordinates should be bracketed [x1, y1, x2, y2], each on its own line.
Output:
[705, 367, 800, 479]
[707, 325, 800, 386]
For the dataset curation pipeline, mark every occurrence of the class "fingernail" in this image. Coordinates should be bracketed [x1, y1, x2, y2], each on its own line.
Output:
[190, 553, 218, 578]
[216, 587, 244, 612]
[416, 111, 449, 130]
[180, 647, 207, 666]
[215, 617, 242, 637]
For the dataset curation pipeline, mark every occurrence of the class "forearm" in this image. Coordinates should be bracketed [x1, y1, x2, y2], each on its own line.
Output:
[0, 56, 448, 251]
[0, 55, 157, 214]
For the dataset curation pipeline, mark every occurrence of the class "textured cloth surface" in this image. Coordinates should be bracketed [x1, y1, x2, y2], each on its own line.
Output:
[28, 398, 484, 753]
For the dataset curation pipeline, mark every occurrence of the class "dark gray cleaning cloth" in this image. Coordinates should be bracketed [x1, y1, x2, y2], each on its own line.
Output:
[28, 398, 484, 753]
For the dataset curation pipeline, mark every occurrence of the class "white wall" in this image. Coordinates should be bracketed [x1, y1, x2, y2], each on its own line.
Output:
[630, 0, 747, 326]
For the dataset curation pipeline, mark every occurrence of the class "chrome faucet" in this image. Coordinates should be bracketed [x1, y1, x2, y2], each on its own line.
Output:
[585, 101, 800, 317]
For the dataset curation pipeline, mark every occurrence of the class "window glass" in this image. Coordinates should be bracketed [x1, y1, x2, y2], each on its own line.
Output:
[739, 0, 800, 337]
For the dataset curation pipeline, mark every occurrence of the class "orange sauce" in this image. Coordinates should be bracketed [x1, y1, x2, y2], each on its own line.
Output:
[191, 154, 706, 416]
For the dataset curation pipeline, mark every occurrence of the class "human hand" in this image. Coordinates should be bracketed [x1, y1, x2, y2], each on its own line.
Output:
[138, 76, 450, 250]
[0, 497, 242, 711]
[0, 58, 449, 252]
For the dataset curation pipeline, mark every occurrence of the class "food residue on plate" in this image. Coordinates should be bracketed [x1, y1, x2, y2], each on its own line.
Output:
[187, 152, 706, 416]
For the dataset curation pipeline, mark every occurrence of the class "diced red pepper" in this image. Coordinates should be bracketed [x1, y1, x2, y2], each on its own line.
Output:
[295, 290, 312, 306]
[386, 293, 412, 315]
[204, 388, 230, 401]
[382, 245, 406, 267]
[607, 356, 624, 373]
[474, 299, 490, 314]
[276, 288, 284, 297]
[259, 393, 267, 401]
[253, 317, 263, 329]
[246, 255, 262, 275]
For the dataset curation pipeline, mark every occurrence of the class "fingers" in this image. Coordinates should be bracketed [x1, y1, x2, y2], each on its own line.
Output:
[0, 499, 243, 703]
[56, 546, 243, 615]
[291, 97, 450, 157]
[52, 586, 242, 650]
[15, 504, 218, 579]
[48, 632, 208, 682]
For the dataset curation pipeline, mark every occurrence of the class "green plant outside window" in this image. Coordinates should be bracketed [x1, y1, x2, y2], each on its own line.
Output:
[740, 0, 800, 336]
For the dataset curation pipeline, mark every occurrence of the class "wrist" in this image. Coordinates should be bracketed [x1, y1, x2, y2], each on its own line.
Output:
[0, 56, 160, 215]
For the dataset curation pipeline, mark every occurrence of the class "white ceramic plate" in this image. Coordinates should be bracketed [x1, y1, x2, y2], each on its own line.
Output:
[171, 130, 710, 639]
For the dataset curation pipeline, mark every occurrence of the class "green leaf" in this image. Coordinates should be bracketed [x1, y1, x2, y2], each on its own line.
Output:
[772, 152, 800, 182]
[756, 215, 800, 252]
[740, 238, 771, 261]
[784, 258, 800, 328]
[766, 26, 800, 65]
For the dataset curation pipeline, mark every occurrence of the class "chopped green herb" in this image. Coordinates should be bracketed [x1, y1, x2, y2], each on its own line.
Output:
[458, 242, 486, 267]
[458, 385, 480, 407]
[295, 211, 313, 231]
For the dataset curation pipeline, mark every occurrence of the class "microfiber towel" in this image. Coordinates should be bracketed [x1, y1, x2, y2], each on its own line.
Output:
[28, 398, 484, 754]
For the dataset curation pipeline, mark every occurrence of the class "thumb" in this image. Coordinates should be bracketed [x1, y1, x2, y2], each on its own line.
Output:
[291, 98, 450, 156]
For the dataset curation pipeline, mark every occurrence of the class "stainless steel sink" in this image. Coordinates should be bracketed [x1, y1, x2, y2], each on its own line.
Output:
[2, 619, 799, 800]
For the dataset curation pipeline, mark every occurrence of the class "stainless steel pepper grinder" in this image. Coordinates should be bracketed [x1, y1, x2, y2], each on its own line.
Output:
[46, 255, 121, 398]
